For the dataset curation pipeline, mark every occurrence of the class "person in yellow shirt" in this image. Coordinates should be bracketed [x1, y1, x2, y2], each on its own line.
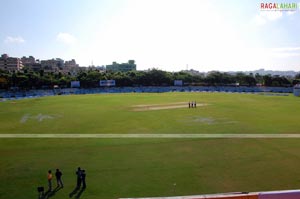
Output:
[47, 170, 53, 191]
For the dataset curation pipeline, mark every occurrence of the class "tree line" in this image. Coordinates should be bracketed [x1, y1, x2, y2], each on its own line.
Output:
[0, 69, 299, 90]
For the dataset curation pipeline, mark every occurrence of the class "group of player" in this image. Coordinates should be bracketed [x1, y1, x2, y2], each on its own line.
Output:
[47, 169, 63, 191]
[38, 167, 86, 199]
[75, 167, 87, 189]
[188, 101, 197, 108]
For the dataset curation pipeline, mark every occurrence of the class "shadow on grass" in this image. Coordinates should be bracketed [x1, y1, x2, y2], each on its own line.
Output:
[69, 187, 86, 199]
[69, 187, 79, 198]
[39, 186, 62, 199]
[75, 187, 86, 199]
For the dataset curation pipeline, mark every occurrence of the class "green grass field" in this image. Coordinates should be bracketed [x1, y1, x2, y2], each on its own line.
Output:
[1, 139, 300, 199]
[0, 92, 300, 199]
[1, 92, 300, 134]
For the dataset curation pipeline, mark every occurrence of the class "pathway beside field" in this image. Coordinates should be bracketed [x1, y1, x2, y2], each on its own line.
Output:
[2, 134, 300, 138]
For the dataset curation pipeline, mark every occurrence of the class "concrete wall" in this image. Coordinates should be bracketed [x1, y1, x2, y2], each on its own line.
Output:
[293, 88, 300, 97]
[0, 86, 294, 100]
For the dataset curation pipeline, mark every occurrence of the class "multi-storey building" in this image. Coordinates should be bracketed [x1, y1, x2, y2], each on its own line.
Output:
[106, 60, 136, 72]
[65, 59, 78, 68]
[0, 54, 23, 72]
[64, 59, 80, 75]
[21, 56, 36, 66]
[21, 56, 42, 72]
[41, 58, 64, 73]
[0, 53, 137, 75]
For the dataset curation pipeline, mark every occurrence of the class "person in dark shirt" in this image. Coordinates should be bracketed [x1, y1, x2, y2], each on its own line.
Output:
[55, 169, 63, 188]
[76, 167, 82, 189]
[81, 170, 86, 189]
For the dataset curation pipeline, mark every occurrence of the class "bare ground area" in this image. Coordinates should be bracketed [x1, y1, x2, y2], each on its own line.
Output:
[132, 102, 208, 111]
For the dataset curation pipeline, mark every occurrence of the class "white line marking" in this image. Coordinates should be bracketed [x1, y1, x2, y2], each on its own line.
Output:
[1, 134, 300, 138]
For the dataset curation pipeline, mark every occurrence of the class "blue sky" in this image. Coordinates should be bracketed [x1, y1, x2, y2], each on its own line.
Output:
[0, 0, 299, 71]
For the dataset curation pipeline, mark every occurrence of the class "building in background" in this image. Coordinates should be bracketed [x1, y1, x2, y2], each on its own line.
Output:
[0, 54, 23, 72]
[21, 56, 36, 66]
[0, 53, 137, 75]
[106, 60, 136, 72]
[21, 56, 42, 72]
[64, 59, 80, 75]
[41, 58, 64, 73]
[64, 59, 78, 69]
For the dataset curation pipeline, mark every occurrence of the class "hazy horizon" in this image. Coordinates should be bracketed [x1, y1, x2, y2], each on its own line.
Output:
[1, 0, 300, 72]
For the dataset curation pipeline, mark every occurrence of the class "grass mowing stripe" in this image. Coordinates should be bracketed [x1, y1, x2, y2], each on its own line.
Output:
[2, 134, 300, 138]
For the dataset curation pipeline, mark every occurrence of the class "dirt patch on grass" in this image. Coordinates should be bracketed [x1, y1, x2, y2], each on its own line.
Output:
[132, 102, 208, 111]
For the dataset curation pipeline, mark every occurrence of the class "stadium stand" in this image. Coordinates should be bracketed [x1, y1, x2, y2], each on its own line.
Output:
[0, 86, 294, 101]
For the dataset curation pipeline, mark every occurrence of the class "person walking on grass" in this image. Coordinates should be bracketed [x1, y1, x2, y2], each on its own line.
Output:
[81, 170, 86, 189]
[76, 167, 82, 189]
[55, 168, 63, 188]
[47, 170, 53, 191]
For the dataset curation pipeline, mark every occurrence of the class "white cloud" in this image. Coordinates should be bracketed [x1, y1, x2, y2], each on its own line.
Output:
[253, 11, 283, 26]
[254, 14, 267, 25]
[81, 0, 245, 70]
[271, 47, 300, 52]
[56, 33, 77, 45]
[274, 52, 300, 58]
[4, 36, 25, 44]
[262, 11, 283, 21]
[287, 11, 296, 15]
[71, 0, 299, 71]
[270, 47, 300, 58]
